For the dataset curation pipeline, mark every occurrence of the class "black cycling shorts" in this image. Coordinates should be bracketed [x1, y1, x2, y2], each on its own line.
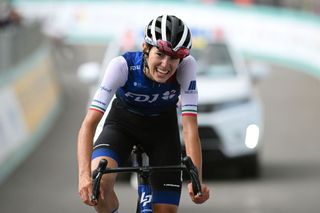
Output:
[92, 98, 182, 206]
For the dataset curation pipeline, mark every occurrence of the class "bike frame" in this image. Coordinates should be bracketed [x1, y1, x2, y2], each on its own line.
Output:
[92, 145, 201, 213]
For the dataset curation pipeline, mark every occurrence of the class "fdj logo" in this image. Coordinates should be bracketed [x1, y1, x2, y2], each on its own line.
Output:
[140, 192, 152, 207]
[130, 65, 141, 70]
[125, 90, 177, 103]
[162, 90, 177, 100]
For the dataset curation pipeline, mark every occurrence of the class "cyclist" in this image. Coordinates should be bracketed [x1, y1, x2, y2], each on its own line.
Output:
[77, 15, 210, 213]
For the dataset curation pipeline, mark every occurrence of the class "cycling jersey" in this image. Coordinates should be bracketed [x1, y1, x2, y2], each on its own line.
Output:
[89, 51, 198, 116]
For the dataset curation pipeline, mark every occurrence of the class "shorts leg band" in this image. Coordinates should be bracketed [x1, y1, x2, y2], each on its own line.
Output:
[152, 190, 181, 206]
[91, 147, 121, 165]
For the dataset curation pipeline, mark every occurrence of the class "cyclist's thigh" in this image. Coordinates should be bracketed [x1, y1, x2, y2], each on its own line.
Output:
[92, 124, 134, 166]
[153, 203, 178, 213]
[92, 99, 143, 166]
[148, 137, 182, 206]
[91, 124, 134, 194]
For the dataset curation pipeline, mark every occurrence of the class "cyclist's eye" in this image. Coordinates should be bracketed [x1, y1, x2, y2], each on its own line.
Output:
[156, 51, 163, 57]
[171, 56, 179, 60]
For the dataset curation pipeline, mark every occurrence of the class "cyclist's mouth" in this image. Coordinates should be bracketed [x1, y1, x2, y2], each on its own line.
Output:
[156, 68, 170, 75]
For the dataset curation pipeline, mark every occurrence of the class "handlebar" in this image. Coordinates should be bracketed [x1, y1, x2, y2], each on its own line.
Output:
[91, 156, 202, 202]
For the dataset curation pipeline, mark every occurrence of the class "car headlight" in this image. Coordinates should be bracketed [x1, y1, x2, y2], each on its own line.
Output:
[245, 124, 260, 149]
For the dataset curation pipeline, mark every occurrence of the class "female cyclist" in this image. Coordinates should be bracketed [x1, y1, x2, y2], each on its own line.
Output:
[77, 15, 210, 213]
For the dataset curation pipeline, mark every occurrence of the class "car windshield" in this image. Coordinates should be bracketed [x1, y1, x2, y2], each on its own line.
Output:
[191, 43, 236, 78]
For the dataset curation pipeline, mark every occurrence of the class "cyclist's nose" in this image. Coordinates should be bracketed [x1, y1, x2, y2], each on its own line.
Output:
[160, 56, 171, 69]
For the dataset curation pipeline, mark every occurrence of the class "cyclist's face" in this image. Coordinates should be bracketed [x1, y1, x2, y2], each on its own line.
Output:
[145, 46, 180, 83]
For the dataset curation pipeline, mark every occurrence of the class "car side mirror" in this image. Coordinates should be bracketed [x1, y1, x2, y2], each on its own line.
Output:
[77, 62, 101, 85]
[247, 61, 270, 83]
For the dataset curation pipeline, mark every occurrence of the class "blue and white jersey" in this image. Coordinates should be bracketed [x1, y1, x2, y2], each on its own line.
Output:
[116, 52, 180, 115]
[90, 51, 198, 116]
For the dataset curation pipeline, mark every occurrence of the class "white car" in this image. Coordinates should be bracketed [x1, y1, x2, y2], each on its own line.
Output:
[179, 40, 266, 178]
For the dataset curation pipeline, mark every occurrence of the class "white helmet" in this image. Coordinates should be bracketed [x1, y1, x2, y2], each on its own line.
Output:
[144, 15, 192, 58]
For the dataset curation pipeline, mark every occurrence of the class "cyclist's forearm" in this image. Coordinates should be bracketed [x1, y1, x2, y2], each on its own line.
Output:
[184, 136, 203, 181]
[77, 119, 99, 177]
[77, 111, 103, 178]
[77, 126, 95, 178]
[182, 116, 203, 181]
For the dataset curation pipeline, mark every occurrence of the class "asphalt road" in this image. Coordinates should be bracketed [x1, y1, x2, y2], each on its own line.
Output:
[0, 44, 320, 213]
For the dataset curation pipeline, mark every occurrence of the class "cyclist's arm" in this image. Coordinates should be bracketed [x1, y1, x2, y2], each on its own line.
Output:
[177, 56, 202, 178]
[181, 111, 211, 204]
[181, 115, 202, 179]
[77, 56, 128, 205]
[178, 56, 210, 203]
[78, 110, 103, 190]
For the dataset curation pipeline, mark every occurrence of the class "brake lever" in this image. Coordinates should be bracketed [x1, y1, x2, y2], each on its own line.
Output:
[182, 156, 202, 196]
[91, 159, 108, 202]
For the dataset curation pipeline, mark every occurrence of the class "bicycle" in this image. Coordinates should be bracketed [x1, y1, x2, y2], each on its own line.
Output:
[91, 145, 202, 213]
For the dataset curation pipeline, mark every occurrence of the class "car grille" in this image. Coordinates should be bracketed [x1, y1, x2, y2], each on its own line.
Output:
[197, 104, 214, 113]
[197, 98, 250, 113]
[198, 126, 221, 149]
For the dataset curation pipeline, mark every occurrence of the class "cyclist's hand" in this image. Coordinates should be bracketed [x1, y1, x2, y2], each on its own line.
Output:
[79, 176, 97, 206]
[188, 182, 210, 204]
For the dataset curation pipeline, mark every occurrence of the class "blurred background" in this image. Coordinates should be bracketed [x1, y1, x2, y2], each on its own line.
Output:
[1, 0, 320, 212]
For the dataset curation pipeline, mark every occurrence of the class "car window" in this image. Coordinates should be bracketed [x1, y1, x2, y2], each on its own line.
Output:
[191, 43, 236, 78]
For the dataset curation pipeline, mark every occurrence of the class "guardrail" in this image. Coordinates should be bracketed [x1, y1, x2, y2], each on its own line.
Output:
[0, 23, 62, 185]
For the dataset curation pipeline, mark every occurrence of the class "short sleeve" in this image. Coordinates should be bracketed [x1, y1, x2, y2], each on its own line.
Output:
[89, 56, 128, 113]
[176, 55, 198, 116]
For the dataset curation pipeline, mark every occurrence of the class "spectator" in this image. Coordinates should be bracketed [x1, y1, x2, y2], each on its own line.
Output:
[0, 1, 21, 29]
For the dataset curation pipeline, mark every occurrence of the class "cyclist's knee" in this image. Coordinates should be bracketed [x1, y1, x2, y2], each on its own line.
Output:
[91, 157, 119, 213]
[92, 156, 118, 190]
[153, 203, 178, 213]
[94, 190, 119, 213]
[100, 173, 117, 192]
